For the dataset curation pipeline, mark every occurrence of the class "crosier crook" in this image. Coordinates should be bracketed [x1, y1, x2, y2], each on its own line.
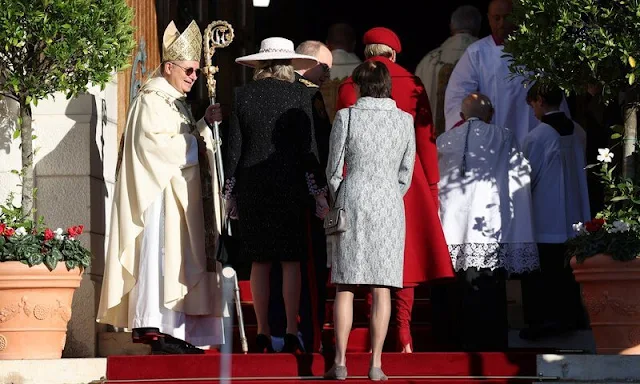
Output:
[202, 21, 249, 355]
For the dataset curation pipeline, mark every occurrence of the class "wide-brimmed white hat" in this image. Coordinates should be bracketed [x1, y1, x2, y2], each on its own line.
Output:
[235, 37, 318, 69]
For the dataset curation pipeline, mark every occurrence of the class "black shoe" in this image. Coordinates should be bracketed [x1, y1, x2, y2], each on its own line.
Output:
[133, 328, 204, 354]
[132, 327, 163, 343]
[149, 334, 205, 355]
[282, 333, 304, 354]
[255, 334, 274, 353]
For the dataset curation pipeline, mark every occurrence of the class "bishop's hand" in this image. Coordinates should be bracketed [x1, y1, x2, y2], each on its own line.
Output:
[205, 103, 223, 126]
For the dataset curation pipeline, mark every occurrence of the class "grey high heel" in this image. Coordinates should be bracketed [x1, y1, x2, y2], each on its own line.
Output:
[368, 366, 388, 381]
[323, 364, 347, 380]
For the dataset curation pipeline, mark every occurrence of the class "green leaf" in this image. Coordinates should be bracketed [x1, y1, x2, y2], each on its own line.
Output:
[44, 254, 58, 271]
[611, 196, 629, 202]
[611, 133, 622, 139]
[12, 129, 20, 140]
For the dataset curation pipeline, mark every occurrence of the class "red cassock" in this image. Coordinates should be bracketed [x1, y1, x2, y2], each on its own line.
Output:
[336, 56, 454, 285]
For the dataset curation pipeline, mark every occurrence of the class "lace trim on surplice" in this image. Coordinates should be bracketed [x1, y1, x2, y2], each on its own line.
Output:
[448, 242, 540, 274]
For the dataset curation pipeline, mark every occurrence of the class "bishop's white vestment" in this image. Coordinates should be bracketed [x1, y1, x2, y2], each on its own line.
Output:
[437, 118, 539, 274]
[443, 36, 570, 146]
[97, 76, 226, 347]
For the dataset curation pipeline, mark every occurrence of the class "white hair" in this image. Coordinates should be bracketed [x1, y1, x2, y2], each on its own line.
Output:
[451, 5, 482, 35]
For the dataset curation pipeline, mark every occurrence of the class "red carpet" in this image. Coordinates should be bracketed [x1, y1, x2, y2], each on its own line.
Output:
[106, 352, 539, 383]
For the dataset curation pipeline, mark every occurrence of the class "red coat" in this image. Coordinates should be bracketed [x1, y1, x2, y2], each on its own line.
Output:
[336, 56, 454, 284]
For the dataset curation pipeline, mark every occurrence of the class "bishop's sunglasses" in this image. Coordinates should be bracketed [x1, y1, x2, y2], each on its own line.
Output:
[170, 62, 202, 77]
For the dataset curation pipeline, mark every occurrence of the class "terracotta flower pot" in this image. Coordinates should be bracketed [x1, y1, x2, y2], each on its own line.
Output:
[571, 254, 640, 355]
[0, 261, 82, 359]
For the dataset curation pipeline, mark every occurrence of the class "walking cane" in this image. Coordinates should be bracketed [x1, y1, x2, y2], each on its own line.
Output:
[203, 21, 248, 354]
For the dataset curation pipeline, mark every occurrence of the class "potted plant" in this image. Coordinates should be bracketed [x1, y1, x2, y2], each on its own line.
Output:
[0, 196, 92, 359]
[504, 0, 640, 354]
[565, 146, 640, 354]
[0, 0, 134, 359]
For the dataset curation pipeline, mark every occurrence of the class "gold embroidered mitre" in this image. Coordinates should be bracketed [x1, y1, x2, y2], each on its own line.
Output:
[162, 21, 202, 62]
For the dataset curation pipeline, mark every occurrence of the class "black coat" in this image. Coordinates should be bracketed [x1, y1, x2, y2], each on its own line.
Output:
[223, 77, 325, 262]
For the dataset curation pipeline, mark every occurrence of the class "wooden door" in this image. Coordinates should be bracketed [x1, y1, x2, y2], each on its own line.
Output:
[116, 0, 161, 143]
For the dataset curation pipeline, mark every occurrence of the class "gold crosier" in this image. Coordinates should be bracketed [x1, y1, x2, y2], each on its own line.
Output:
[202, 20, 248, 354]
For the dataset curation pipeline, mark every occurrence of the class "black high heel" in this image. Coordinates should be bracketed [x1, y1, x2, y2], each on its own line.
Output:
[282, 333, 304, 354]
[255, 333, 274, 353]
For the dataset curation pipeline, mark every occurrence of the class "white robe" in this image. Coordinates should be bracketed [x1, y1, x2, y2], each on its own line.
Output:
[330, 49, 362, 80]
[127, 141, 224, 347]
[437, 118, 539, 274]
[443, 36, 570, 146]
[97, 76, 226, 347]
[523, 117, 591, 243]
[415, 32, 478, 115]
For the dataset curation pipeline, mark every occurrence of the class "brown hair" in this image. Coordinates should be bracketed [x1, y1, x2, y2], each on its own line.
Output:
[352, 61, 392, 98]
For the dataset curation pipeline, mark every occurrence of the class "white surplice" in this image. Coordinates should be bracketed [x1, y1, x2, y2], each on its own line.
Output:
[330, 49, 362, 80]
[523, 116, 591, 244]
[415, 32, 478, 115]
[437, 118, 539, 273]
[443, 36, 570, 146]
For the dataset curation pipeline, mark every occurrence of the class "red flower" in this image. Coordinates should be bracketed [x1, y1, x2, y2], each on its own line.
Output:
[4, 227, 15, 237]
[44, 228, 54, 241]
[76, 225, 84, 235]
[67, 226, 77, 238]
[585, 218, 605, 233]
[0, 223, 5, 235]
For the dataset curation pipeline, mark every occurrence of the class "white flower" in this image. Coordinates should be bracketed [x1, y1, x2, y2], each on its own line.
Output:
[15, 227, 26, 236]
[54, 228, 64, 241]
[609, 220, 631, 233]
[54, 228, 63, 235]
[597, 148, 614, 163]
[572, 222, 586, 234]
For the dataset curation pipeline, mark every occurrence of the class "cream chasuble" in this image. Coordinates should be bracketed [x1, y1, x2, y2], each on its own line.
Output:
[97, 76, 226, 346]
[415, 32, 478, 117]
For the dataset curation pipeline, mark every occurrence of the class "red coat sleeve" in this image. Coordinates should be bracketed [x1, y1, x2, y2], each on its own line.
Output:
[414, 82, 440, 208]
[336, 79, 357, 111]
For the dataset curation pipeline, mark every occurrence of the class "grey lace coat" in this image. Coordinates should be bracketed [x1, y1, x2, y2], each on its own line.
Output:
[326, 97, 416, 288]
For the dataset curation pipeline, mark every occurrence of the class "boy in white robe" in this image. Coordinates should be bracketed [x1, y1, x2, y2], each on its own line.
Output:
[519, 83, 590, 340]
[438, 93, 539, 350]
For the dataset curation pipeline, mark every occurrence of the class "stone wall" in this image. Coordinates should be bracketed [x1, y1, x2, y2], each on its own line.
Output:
[0, 77, 118, 357]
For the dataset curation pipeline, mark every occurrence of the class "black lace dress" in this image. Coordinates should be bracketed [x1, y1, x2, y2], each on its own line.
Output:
[223, 77, 327, 262]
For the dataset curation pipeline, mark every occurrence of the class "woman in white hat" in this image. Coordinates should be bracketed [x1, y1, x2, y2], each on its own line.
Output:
[223, 37, 330, 354]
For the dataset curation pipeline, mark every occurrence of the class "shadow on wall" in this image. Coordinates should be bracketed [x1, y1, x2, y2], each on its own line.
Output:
[0, 95, 18, 155]
[35, 93, 109, 357]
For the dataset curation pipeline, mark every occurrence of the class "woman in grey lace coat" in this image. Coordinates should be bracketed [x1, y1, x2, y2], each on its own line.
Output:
[324, 61, 415, 381]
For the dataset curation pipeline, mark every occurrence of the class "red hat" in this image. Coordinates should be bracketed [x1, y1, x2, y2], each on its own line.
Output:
[363, 27, 402, 53]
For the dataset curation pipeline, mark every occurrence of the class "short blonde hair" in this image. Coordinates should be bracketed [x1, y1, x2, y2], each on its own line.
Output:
[253, 59, 295, 82]
[364, 44, 394, 59]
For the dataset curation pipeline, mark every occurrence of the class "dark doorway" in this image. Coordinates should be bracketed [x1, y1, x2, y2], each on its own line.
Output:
[253, 0, 492, 72]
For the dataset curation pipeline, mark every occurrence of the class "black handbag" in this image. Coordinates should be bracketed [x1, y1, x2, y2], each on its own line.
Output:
[324, 108, 351, 235]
